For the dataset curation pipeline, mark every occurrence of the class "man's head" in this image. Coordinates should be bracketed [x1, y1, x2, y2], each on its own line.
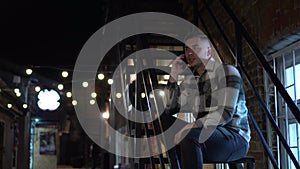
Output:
[184, 32, 212, 68]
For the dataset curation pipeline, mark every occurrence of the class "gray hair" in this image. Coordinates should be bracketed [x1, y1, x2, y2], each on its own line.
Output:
[184, 31, 209, 42]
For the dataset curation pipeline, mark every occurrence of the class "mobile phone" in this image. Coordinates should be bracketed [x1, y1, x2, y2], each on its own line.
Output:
[181, 55, 188, 64]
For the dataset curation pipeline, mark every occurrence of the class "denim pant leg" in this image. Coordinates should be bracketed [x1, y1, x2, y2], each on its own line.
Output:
[180, 127, 249, 169]
[159, 112, 187, 169]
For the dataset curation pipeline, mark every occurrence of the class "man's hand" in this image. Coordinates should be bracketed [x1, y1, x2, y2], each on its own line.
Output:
[169, 54, 188, 82]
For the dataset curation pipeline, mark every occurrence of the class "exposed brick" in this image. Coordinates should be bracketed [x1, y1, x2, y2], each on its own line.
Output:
[196, 0, 298, 168]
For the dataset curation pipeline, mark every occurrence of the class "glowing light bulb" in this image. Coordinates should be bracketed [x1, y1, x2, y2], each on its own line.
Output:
[97, 73, 105, 80]
[7, 104, 12, 109]
[16, 92, 21, 97]
[14, 88, 20, 93]
[23, 104, 28, 109]
[62, 71, 68, 78]
[26, 69, 33, 75]
[159, 90, 165, 96]
[107, 79, 113, 85]
[116, 93, 122, 98]
[90, 99, 96, 105]
[72, 100, 77, 106]
[102, 111, 110, 119]
[91, 92, 97, 98]
[35, 86, 41, 92]
[58, 84, 64, 90]
[66, 92, 72, 98]
[82, 81, 88, 88]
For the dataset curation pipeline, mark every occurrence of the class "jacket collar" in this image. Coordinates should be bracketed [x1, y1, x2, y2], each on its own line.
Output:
[204, 57, 216, 72]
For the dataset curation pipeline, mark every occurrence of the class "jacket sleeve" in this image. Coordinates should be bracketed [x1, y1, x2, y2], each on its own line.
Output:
[195, 64, 242, 128]
[164, 81, 181, 115]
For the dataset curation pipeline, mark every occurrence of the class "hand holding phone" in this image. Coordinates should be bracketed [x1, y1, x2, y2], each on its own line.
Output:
[169, 54, 188, 82]
[181, 55, 188, 64]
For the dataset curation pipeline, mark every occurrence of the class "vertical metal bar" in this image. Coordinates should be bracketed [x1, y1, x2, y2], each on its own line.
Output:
[135, 35, 145, 167]
[141, 71, 165, 169]
[264, 67, 273, 169]
[273, 58, 281, 169]
[291, 49, 300, 168]
[298, 123, 300, 167]
[292, 50, 297, 105]
[283, 53, 290, 168]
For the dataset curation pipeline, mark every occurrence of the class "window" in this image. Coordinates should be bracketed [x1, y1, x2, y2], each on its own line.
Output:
[273, 45, 300, 169]
[285, 64, 300, 101]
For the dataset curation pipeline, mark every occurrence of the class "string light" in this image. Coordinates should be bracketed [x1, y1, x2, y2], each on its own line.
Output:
[23, 104, 28, 109]
[82, 81, 89, 88]
[35, 86, 41, 92]
[16, 92, 21, 97]
[26, 68, 33, 75]
[159, 90, 165, 96]
[102, 111, 110, 119]
[72, 100, 77, 106]
[149, 93, 154, 98]
[58, 84, 64, 90]
[116, 93, 122, 98]
[107, 79, 113, 85]
[14, 88, 20, 93]
[62, 71, 68, 78]
[66, 92, 72, 98]
[14, 67, 116, 114]
[90, 99, 96, 105]
[14, 88, 21, 97]
[91, 92, 97, 98]
[97, 73, 105, 80]
[7, 104, 12, 109]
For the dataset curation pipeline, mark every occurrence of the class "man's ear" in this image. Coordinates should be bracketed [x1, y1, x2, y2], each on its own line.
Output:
[207, 47, 212, 56]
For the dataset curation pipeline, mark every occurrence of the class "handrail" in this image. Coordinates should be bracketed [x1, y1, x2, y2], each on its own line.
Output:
[201, 0, 235, 58]
[200, 0, 300, 168]
[239, 64, 299, 169]
[248, 110, 279, 169]
[219, 0, 300, 123]
[198, 13, 224, 63]
[202, 19, 280, 168]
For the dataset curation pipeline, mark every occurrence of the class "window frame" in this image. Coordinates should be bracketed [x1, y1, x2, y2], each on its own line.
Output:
[270, 42, 300, 169]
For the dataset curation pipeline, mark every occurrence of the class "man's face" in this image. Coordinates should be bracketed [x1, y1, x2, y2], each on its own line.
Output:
[184, 37, 211, 67]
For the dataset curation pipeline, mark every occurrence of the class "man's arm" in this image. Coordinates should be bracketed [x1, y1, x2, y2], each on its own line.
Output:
[164, 81, 181, 115]
[164, 55, 187, 115]
[195, 64, 242, 128]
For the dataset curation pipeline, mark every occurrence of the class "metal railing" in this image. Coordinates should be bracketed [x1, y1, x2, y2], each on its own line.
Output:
[198, 0, 300, 168]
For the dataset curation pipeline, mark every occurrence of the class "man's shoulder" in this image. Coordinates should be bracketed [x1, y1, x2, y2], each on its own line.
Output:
[215, 63, 241, 77]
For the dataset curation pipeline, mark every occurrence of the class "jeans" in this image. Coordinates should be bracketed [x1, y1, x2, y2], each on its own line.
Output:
[159, 113, 249, 169]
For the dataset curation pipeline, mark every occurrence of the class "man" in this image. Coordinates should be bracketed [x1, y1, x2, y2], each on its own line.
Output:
[163, 32, 250, 169]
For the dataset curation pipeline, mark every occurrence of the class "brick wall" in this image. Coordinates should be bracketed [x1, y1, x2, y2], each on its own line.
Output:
[193, 0, 300, 168]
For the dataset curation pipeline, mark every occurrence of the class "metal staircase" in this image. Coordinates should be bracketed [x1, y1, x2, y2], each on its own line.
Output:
[196, 0, 300, 168]
[104, 0, 300, 168]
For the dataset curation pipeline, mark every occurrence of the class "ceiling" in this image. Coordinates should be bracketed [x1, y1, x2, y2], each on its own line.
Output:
[0, 0, 189, 84]
[1, 0, 107, 67]
[1, 0, 186, 66]
[0, 0, 190, 119]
